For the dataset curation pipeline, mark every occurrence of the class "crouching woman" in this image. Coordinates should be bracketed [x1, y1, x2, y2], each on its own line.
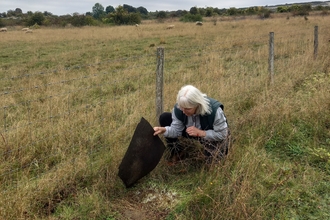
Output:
[153, 85, 230, 164]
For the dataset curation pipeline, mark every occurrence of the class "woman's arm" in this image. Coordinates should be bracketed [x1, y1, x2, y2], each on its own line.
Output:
[153, 109, 185, 138]
[204, 107, 228, 141]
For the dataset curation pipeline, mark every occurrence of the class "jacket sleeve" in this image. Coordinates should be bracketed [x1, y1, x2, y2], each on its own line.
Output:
[204, 107, 228, 141]
[163, 109, 185, 138]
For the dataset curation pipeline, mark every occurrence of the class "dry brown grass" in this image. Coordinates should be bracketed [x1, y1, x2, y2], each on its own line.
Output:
[0, 14, 330, 219]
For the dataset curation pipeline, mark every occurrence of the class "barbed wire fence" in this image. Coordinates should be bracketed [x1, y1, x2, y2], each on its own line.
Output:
[0, 25, 328, 204]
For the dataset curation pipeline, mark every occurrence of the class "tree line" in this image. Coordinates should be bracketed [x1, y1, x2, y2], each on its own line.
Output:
[0, 3, 329, 28]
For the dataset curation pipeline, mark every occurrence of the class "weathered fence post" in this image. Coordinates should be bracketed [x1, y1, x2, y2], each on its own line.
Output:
[156, 47, 164, 120]
[268, 32, 275, 84]
[314, 26, 318, 59]
[3, 106, 7, 132]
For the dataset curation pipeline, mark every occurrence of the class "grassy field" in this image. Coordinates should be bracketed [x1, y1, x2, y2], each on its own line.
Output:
[0, 14, 330, 219]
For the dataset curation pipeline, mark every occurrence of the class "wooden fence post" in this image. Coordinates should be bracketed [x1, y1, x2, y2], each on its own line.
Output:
[314, 26, 318, 59]
[268, 32, 275, 84]
[156, 47, 164, 120]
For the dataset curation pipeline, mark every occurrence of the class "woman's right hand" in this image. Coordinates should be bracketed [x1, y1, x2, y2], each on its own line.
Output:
[153, 127, 166, 136]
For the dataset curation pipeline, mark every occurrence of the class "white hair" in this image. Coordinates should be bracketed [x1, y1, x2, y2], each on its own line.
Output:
[176, 85, 211, 115]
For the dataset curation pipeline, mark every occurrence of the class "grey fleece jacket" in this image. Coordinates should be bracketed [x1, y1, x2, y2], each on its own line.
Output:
[164, 107, 228, 142]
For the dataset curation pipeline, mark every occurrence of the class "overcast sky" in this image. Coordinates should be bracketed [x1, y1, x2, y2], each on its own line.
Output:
[0, 0, 320, 15]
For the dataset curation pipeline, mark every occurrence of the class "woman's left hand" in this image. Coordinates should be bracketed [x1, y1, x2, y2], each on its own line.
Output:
[186, 126, 205, 137]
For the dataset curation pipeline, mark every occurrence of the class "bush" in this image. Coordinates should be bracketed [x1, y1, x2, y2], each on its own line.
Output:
[71, 15, 92, 27]
[259, 9, 272, 19]
[27, 12, 45, 26]
[180, 13, 203, 22]
[0, 18, 4, 27]
[320, 10, 329, 16]
[292, 10, 309, 16]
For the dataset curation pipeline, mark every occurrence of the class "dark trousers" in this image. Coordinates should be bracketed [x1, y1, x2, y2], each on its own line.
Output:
[159, 112, 187, 157]
[159, 112, 229, 162]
